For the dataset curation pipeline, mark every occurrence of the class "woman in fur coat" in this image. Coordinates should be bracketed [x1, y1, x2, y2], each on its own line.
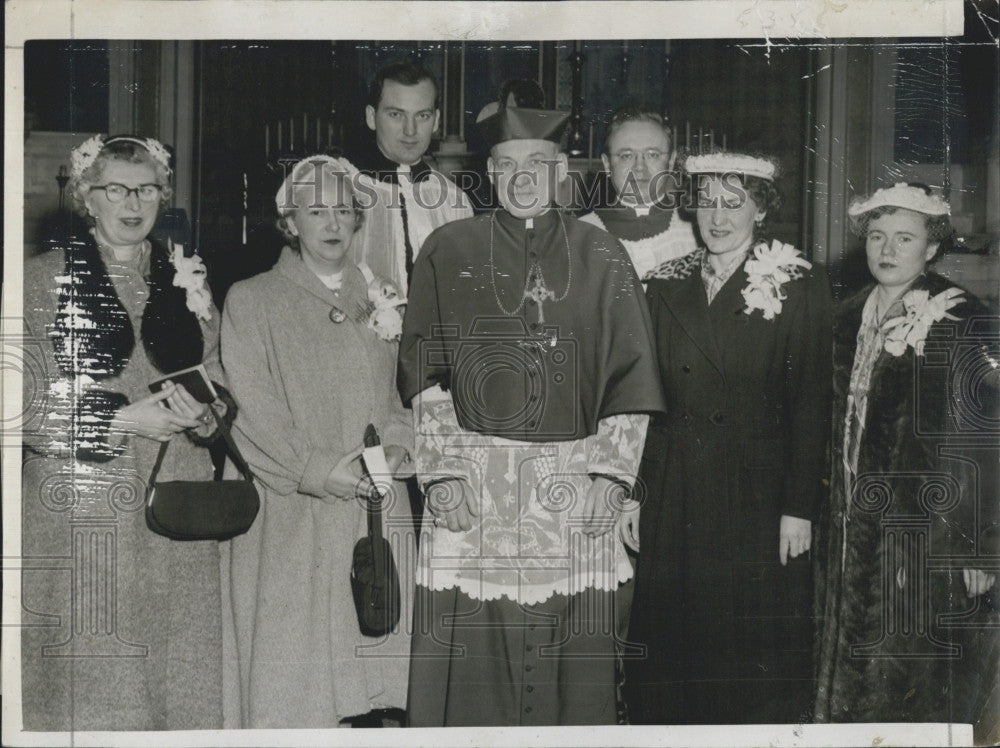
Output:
[21, 134, 232, 730]
[814, 182, 998, 726]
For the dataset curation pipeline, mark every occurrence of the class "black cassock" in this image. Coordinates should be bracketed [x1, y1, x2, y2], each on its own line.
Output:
[626, 247, 833, 725]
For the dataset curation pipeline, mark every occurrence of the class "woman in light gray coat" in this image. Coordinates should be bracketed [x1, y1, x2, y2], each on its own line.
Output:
[220, 156, 414, 728]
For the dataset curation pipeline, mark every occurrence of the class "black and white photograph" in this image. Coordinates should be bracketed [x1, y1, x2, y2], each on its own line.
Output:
[3, 1, 999, 745]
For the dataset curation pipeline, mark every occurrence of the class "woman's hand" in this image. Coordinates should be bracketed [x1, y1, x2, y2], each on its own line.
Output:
[162, 380, 215, 438]
[963, 568, 996, 597]
[384, 445, 415, 480]
[112, 385, 203, 442]
[322, 445, 369, 501]
[779, 514, 812, 565]
[426, 478, 478, 532]
[617, 504, 640, 552]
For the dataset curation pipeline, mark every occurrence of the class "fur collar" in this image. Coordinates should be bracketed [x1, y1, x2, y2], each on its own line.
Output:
[52, 232, 205, 379]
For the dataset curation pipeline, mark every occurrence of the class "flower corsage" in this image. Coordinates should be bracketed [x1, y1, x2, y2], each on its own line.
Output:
[365, 276, 407, 342]
[741, 240, 812, 320]
[881, 287, 965, 357]
[168, 239, 213, 322]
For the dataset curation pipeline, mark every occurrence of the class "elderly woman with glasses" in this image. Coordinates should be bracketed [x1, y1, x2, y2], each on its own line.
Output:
[20, 134, 232, 730]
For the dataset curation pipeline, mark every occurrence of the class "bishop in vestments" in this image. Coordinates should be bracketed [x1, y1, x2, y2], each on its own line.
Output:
[397, 79, 666, 727]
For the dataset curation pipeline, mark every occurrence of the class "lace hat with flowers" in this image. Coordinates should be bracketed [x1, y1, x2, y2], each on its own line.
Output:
[847, 182, 950, 218]
[275, 155, 357, 215]
[70, 134, 173, 180]
[684, 150, 777, 181]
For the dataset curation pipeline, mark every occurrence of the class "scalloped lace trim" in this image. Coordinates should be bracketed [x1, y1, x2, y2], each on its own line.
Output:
[417, 559, 634, 606]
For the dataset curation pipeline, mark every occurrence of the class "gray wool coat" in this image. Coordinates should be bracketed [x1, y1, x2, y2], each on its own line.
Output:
[220, 247, 414, 728]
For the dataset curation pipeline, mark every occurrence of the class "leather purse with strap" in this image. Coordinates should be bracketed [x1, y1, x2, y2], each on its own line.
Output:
[145, 406, 260, 541]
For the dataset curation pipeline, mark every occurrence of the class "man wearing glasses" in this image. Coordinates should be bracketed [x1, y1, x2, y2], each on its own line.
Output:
[580, 106, 697, 285]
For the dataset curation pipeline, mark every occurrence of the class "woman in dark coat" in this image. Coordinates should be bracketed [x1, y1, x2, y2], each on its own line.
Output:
[624, 151, 833, 725]
[814, 183, 998, 727]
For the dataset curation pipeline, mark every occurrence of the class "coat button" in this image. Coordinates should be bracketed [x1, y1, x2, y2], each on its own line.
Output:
[525, 706, 533, 713]
[526, 685, 535, 693]
[525, 664, 534, 672]
[682, 364, 691, 373]
[710, 411, 726, 425]
[681, 413, 691, 425]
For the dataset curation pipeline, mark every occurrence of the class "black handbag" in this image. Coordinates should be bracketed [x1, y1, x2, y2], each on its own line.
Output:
[145, 406, 260, 541]
[350, 425, 401, 637]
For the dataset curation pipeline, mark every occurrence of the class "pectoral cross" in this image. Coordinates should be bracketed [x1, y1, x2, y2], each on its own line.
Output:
[524, 272, 555, 324]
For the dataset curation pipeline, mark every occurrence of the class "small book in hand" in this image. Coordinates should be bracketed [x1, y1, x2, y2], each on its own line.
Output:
[148, 364, 218, 405]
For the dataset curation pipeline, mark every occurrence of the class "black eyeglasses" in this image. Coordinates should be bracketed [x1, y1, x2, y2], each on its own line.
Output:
[91, 183, 163, 203]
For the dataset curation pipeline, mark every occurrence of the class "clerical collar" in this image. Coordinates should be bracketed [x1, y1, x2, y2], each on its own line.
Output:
[495, 208, 559, 232]
[362, 149, 432, 184]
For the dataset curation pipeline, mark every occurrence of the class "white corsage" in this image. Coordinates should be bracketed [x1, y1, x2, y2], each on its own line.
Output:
[168, 239, 213, 322]
[881, 287, 965, 357]
[366, 276, 406, 342]
[741, 240, 812, 320]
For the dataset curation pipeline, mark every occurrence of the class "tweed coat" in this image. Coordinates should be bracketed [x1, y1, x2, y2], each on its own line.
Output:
[20, 237, 225, 731]
[814, 271, 1000, 724]
[625, 246, 833, 725]
[220, 248, 414, 728]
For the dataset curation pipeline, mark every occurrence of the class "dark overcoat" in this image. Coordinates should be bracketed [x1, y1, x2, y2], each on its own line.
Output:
[625, 247, 833, 725]
[814, 271, 999, 725]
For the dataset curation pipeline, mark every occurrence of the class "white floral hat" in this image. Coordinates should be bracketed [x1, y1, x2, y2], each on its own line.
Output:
[274, 154, 357, 214]
[684, 151, 776, 181]
[70, 134, 172, 179]
[848, 182, 950, 217]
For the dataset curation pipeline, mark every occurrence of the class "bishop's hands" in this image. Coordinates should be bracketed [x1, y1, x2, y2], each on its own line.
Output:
[779, 514, 812, 565]
[617, 503, 640, 552]
[425, 478, 478, 533]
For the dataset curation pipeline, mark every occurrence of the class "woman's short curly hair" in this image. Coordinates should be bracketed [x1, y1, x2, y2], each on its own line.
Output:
[848, 183, 953, 263]
[68, 139, 173, 221]
[275, 178, 365, 253]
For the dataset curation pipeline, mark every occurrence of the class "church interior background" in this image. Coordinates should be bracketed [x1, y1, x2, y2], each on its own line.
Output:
[22, 20, 999, 308]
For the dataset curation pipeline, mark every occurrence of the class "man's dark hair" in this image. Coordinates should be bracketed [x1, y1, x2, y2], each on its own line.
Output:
[603, 105, 671, 154]
[368, 59, 439, 110]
